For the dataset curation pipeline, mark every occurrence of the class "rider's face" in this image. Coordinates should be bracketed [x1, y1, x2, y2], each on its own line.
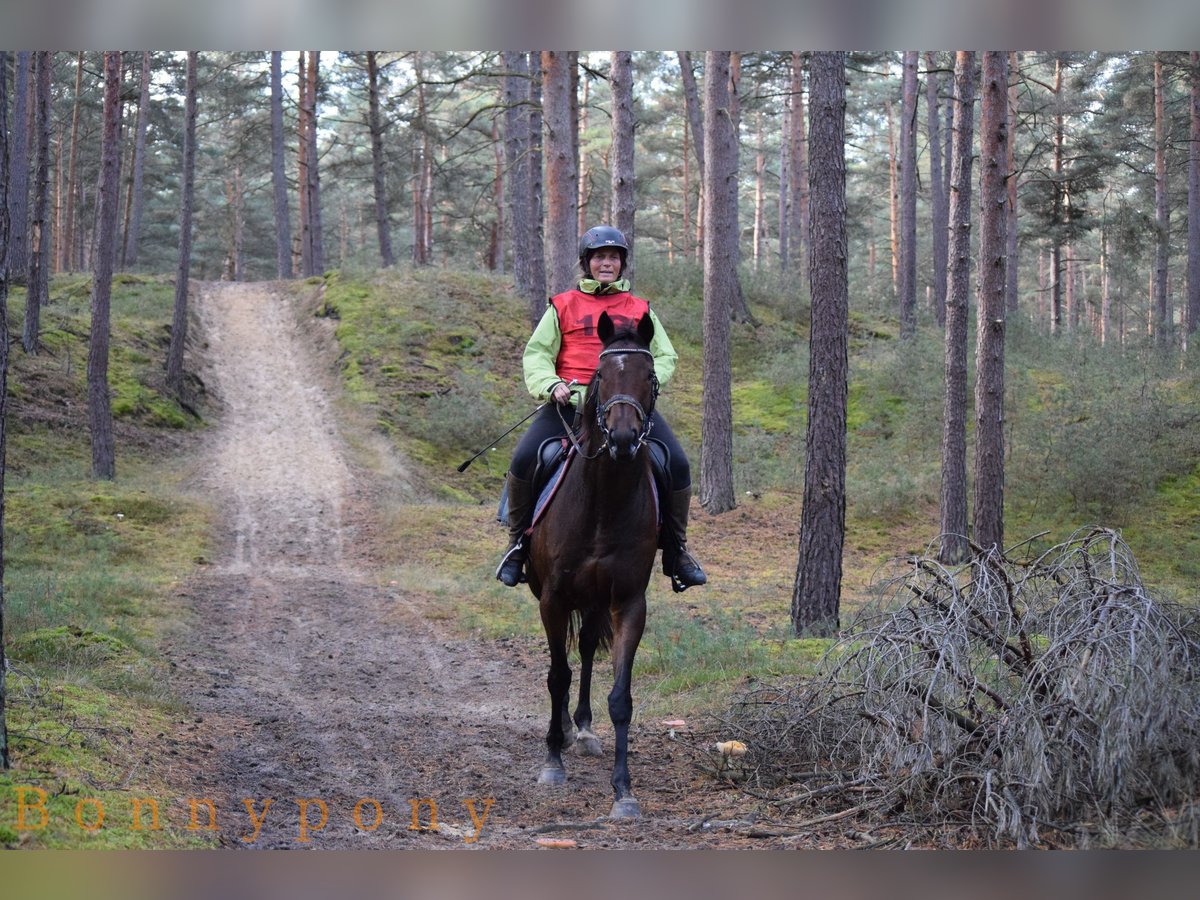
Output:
[588, 248, 623, 285]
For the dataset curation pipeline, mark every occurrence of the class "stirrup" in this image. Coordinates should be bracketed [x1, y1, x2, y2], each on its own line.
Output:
[496, 539, 528, 586]
[668, 550, 707, 593]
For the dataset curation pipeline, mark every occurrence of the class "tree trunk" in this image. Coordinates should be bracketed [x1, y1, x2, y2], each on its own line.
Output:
[490, 115, 504, 273]
[297, 52, 311, 276]
[899, 51, 919, 339]
[753, 108, 765, 269]
[1188, 51, 1200, 339]
[65, 53, 85, 272]
[938, 51, 977, 565]
[503, 52, 537, 322]
[24, 51, 52, 355]
[974, 52, 1009, 554]
[577, 75, 590, 237]
[610, 50, 636, 283]
[1051, 57, 1064, 335]
[1006, 52, 1020, 315]
[542, 50, 579, 295]
[887, 99, 899, 302]
[926, 51, 949, 327]
[367, 52, 395, 268]
[121, 51, 152, 270]
[794, 52, 810, 276]
[677, 51, 705, 259]
[1154, 54, 1170, 347]
[7, 52, 31, 284]
[527, 52, 547, 317]
[700, 51, 736, 515]
[270, 51, 293, 278]
[792, 51, 848, 639]
[89, 52, 123, 480]
[166, 53, 198, 400]
[0, 50, 13, 769]
[306, 51, 325, 274]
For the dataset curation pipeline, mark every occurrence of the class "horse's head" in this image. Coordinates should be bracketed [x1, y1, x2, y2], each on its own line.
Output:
[589, 311, 659, 461]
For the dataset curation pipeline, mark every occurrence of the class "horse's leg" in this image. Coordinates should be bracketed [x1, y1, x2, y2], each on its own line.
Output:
[607, 594, 647, 818]
[573, 610, 604, 757]
[538, 600, 571, 786]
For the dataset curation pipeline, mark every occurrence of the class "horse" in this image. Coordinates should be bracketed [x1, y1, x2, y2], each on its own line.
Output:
[526, 310, 660, 819]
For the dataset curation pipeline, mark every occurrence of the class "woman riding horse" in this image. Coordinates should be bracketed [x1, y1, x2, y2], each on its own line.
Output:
[496, 225, 707, 593]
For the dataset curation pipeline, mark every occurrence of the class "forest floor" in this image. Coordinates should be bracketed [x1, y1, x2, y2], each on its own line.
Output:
[163, 281, 858, 850]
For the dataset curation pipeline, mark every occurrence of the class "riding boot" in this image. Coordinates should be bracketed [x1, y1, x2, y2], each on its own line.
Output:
[661, 487, 708, 592]
[496, 474, 534, 586]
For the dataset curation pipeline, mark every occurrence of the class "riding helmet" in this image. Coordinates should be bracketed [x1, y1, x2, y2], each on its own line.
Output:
[578, 225, 629, 274]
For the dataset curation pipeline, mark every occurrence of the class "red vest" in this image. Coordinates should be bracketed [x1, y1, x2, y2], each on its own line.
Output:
[551, 290, 651, 386]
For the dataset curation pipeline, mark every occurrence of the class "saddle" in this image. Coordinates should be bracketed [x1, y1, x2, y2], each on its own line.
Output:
[496, 437, 670, 533]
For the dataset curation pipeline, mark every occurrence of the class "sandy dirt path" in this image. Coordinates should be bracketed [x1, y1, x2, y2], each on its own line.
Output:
[167, 282, 741, 849]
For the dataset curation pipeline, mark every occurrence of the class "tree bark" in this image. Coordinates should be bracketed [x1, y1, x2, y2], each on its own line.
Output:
[1189, 51, 1200, 338]
[64, 53, 84, 272]
[527, 52, 547, 317]
[542, 50, 579, 295]
[699, 51, 736, 515]
[89, 52, 123, 480]
[899, 51, 919, 339]
[938, 51, 977, 565]
[974, 51, 1009, 554]
[610, 50, 636, 283]
[166, 53, 198, 400]
[297, 52, 311, 275]
[886, 99, 899, 302]
[1154, 54, 1170, 347]
[678, 51, 705, 260]
[1051, 57, 1064, 335]
[1005, 52, 1020, 315]
[367, 52, 395, 268]
[0, 49, 13, 769]
[792, 50, 848, 638]
[270, 51, 293, 278]
[24, 51, 52, 355]
[306, 51, 325, 274]
[926, 51, 949, 327]
[121, 51, 152, 270]
[503, 52, 538, 323]
[6, 52, 31, 284]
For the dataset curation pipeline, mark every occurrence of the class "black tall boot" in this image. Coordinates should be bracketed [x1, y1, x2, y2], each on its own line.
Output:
[496, 474, 534, 586]
[662, 487, 707, 592]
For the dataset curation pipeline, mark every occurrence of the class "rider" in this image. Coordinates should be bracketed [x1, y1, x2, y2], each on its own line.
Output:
[496, 225, 708, 593]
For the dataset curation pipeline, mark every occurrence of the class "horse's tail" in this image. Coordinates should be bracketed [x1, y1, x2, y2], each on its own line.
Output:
[567, 608, 614, 654]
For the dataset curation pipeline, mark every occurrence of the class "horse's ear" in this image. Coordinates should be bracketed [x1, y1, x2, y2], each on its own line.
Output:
[637, 313, 655, 346]
[597, 311, 615, 344]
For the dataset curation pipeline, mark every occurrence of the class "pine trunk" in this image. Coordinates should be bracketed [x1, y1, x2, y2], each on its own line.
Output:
[24, 52, 52, 354]
[792, 50, 848, 638]
[527, 52, 547, 318]
[899, 51, 919, 339]
[0, 50, 12, 768]
[7, 52, 31, 283]
[1189, 51, 1200, 338]
[89, 52, 123, 480]
[887, 99, 899, 301]
[297, 52, 311, 276]
[121, 51, 151, 270]
[270, 51, 293, 278]
[306, 51, 325, 274]
[610, 51, 636, 282]
[1154, 54, 1170, 346]
[503, 52, 534, 320]
[542, 50, 579, 295]
[166, 53, 198, 399]
[927, 51, 948, 327]
[974, 51, 1009, 554]
[677, 52, 705, 259]
[939, 51, 977, 565]
[699, 51, 736, 515]
[1005, 52, 1020, 315]
[367, 52, 394, 268]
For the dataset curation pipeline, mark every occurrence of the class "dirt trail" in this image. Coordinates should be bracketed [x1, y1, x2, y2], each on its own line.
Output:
[168, 282, 746, 849]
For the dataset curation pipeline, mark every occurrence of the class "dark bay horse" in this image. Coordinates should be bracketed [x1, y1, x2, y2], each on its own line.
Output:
[526, 311, 660, 818]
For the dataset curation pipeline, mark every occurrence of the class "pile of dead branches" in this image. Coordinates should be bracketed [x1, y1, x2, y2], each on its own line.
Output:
[727, 528, 1200, 847]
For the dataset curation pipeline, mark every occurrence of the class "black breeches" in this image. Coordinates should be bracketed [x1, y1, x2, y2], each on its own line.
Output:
[510, 403, 692, 489]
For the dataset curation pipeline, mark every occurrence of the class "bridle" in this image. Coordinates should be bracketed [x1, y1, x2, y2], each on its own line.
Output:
[558, 346, 659, 461]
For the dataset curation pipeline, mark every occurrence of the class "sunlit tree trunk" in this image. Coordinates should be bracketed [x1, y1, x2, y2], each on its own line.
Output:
[700, 50, 736, 514]
[610, 50, 635, 282]
[792, 50, 848, 638]
[89, 52, 123, 480]
[939, 51, 977, 565]
[974, 51, 1009, 554]
[270, 51, 293, 279]
[542, 50, 579, 295]
[166, 53, 198, 400]
[899, 51, 919, 339]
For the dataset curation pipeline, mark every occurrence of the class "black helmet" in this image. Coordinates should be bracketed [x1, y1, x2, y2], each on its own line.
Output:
[578, 225, 629, 273]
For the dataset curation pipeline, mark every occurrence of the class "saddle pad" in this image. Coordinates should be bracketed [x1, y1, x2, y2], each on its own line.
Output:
[528, 450, 575, 533]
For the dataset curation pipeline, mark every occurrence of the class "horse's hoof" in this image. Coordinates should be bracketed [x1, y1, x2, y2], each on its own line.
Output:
[574, 730, 603, 757]
[538, 766, 567, 786]
[609, 798, 641, 819]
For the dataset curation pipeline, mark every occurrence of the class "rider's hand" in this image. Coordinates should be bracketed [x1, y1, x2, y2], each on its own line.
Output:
[551, 383, 573, 406]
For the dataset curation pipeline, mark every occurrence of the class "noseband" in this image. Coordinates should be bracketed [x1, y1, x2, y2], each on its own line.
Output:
[560, 347, 659, 460]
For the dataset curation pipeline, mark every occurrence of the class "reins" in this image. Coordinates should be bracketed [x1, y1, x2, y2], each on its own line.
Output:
[557, 346, 659, 461]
